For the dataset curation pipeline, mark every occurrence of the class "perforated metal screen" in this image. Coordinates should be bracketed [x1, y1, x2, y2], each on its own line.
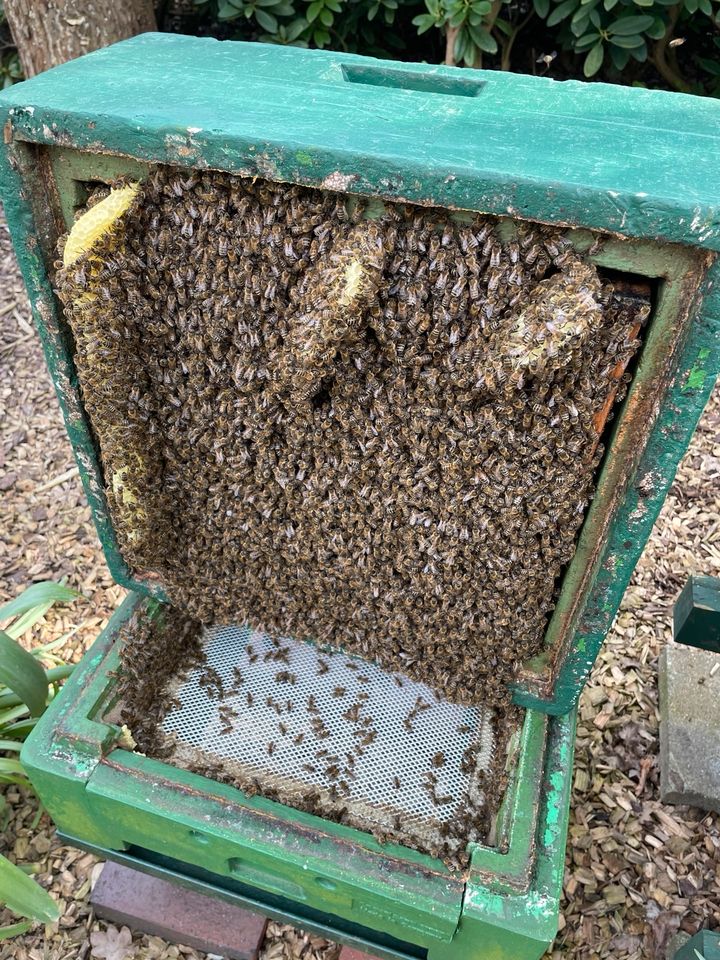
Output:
[161, 625, 496, 851]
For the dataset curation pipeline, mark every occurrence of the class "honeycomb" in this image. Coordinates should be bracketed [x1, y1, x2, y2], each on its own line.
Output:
[58, 166, 648, 709]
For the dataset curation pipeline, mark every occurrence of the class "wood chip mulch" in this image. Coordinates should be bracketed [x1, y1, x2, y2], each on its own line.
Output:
[1, 206, 719, 960]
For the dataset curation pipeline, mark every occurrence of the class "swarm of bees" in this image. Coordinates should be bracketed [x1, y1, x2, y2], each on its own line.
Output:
[58, 166, 648, 709]
[114, 602, 204, 759]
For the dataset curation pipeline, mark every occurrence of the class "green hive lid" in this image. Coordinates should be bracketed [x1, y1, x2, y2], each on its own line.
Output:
[0, 35, 718, 716]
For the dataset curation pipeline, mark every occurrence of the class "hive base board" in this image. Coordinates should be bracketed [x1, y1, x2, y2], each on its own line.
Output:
[91, 860, 268, 959]
[24, 595, 576, 960]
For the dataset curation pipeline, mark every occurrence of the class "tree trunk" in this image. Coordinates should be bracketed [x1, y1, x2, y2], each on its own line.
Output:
[4, 0, 157, 78]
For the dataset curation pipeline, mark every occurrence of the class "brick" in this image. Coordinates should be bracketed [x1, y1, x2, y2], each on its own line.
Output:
[91, 861, 267, 959]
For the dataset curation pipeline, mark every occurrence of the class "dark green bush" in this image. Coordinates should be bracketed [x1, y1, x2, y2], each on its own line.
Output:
[189, 0, 720, 94]
[0, 2, 22, 89]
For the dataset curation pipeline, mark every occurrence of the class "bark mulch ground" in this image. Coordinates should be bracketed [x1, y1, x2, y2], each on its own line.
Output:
[2, 207, 719, 960]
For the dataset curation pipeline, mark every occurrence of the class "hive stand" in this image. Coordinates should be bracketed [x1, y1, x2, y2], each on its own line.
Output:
[660, 575, 720, 813]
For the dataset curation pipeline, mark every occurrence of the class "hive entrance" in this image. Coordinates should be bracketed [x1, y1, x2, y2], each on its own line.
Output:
[58, 166, 649, 709]
[161, 625, 495, 859]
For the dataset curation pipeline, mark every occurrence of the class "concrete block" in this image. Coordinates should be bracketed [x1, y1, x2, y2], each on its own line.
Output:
[660, 643, 720, 813]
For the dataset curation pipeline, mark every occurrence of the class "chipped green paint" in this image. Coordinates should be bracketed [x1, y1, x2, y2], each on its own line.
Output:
[685, 347, 712, 391]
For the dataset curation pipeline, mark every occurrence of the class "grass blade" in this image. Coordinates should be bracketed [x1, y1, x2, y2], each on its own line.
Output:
[0, 583, 81, 624]
[5, 601, 56, 641]
[0, 852, 59, 921]
[0, 920, 33, 938]
[0, 630, 47, 716]
[0, 704, 31, 727]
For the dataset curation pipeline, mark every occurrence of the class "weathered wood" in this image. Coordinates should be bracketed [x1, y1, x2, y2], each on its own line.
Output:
[3, 0, 156, 78]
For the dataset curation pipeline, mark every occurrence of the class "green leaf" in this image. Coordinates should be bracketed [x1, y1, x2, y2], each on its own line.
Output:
[696, 54, 720, 76]
[306, 0, 323, 20]
[5, 602, 55, 642]
[644, 15, 667, 37]
[1, 718, 37, 739]
[412, 12, 438, 31]
[0, 704, 30, 727]
[570, 11, 591, 34]
[319, 7, 333, 24]
[255, 7, 279, 28]
[0, 631, 47, 717]
[608, 13, 655, 33]
[547, 0, 580, 25]
[584, 39, 604, 74]
[0, 853, 59, 922]
[217, 0, 244, 17]
[603, 0, 618, 9]
[608, 32, 645, 46]
[476, 29, 498, 52]
[534, 0, 550, 15]
[575, 30, 601, 48]
[630, 38, 648, 60]
[608, 42, 629, 68]
[0, 583, 80, 625]
[0, 920, 33, 939]
[0, 740, 22, 751]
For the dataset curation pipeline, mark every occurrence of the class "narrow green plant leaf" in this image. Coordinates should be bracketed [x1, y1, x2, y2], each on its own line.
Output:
[0, 758, 25, 776]
[1, 718, 37, 739]
[5, 601, 55, 641]
[0, 740, 22, 752]
[608, 32, 645, 46]
[0, 853, 59, 922]
[0, 920, 33, 939]
[0, 631, 47, 717]
[0, 583, 80, 624]
[0, 703, 31, 727]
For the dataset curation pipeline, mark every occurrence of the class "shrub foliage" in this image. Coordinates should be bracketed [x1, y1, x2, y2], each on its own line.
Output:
[191, 0, 720, 93]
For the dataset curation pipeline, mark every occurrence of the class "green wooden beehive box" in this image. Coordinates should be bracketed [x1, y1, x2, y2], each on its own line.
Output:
[2, 33, 719, 959]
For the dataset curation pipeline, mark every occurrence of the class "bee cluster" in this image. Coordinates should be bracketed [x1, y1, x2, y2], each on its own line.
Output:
[58, 166, 648, 708]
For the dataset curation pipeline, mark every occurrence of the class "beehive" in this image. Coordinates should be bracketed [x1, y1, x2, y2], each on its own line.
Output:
[2, 34, 719, 960]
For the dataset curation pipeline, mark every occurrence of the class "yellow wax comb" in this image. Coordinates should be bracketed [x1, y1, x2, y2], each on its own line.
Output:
[63, 182, 140, 267]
